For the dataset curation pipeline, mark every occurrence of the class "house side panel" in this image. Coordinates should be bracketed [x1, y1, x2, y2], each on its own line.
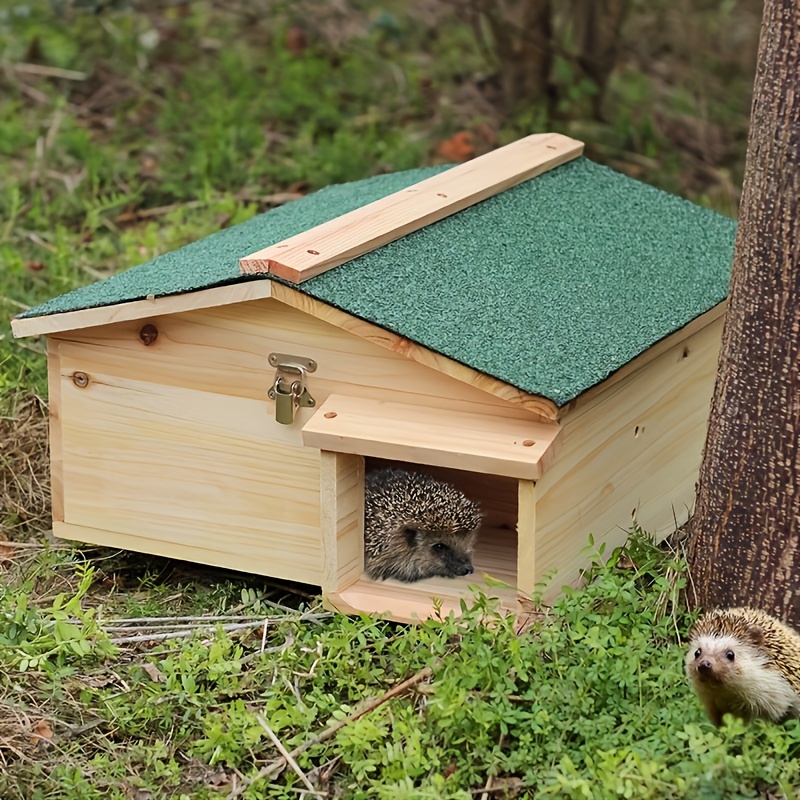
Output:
[46, 338, 65, 524]
[534, 315, 724, 600]
[57, 344, 323, 583]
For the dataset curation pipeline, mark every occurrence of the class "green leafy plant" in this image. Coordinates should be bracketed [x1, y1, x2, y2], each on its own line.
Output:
[0, 563, 116, 671]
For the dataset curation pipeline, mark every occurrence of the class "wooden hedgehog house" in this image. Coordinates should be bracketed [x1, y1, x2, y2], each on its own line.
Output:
[12, 134, 736, 623]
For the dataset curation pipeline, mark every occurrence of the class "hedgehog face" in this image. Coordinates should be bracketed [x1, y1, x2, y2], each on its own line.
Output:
[685, 633, 755, 687]
[402, 524, 478, 580]
[685, 631, 776, 724]
[685, 608, 800, 726]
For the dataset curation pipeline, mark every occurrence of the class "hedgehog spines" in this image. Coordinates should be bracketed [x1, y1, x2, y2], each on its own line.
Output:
[363, 468, 482, 583]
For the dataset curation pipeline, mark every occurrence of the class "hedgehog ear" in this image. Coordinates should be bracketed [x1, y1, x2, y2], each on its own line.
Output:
[403, 526, 420, 547]
[745, 624, 765, 648]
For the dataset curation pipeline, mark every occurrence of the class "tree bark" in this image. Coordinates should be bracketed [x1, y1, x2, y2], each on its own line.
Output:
[476, 0, 554, 111]
[687, 0, 800, 623]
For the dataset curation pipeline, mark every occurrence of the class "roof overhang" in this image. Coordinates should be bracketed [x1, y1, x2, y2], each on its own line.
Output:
[10, 280, 274, 339]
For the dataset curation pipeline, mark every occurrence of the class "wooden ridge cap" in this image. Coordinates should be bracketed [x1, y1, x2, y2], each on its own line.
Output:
[239, 132, 584, 283]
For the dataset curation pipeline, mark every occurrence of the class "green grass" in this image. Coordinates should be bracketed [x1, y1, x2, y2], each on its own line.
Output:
[0, 1, 781, 797]
[2, 536, 800, 798]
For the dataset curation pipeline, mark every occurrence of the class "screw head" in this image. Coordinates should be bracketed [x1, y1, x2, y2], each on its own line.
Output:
[139, 324, 158, 346]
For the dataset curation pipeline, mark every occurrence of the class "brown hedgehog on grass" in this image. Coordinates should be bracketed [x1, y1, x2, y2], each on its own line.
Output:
[685, 607, 800, 726]
[364, 468, 482, 583]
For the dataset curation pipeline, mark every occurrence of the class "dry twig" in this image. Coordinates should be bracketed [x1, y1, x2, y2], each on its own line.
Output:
[11, 63, 88, 81]
[230, 665, 434, 798]
[101, 611, 329, 651]
[256, 715, 321, 796]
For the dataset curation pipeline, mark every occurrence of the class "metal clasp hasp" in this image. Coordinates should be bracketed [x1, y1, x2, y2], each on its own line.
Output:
[267, 353, 317, 425]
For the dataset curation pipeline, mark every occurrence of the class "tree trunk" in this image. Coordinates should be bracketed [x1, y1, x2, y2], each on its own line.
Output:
[568, 0, 630, 119]
[687, 0, 800, 623]
[476, 0, 554, 111]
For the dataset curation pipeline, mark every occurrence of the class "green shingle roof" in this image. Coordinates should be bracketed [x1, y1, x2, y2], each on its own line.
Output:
[20, 157, 736, 406]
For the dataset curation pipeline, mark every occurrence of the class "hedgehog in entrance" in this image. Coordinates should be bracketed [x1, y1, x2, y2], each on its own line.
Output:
[364, 469, 483, 583]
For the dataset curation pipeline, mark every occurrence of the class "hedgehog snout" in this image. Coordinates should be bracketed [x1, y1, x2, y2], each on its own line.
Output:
[696, 658, 714, 676]
[461, 564, 474, 576]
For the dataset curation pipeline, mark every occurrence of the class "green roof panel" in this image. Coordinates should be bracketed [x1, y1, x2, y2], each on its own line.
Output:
[20, 158, 736, 406]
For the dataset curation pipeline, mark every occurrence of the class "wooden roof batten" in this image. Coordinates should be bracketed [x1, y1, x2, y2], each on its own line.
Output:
[238, 132, 585, 282]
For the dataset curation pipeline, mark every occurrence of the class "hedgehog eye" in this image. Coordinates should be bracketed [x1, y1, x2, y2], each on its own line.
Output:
[694, 649, 701, 659]
[726, 650, 735, 661]
[432, 542, 449, 553]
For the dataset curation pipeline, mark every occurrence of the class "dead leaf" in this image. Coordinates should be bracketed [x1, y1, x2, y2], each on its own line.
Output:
[81, 673, 116, 689]
[206, 768, 231, 787]
[25, 261, 45, 271]
[30, 719, 53, 747]
[125, 788, 154, 800]
[139, 154, 158, 175]
[0, 533, 15, 563]
[435, 131, 475, 163]
[616, 554, 636, 570]
[286, 26, 308, 56]
[141, 662, 166, 683]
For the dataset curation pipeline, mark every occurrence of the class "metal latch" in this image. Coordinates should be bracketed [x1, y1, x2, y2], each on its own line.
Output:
[268, 352, 317, 425]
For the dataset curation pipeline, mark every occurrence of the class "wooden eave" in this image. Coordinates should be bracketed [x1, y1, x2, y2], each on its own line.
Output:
[10, 281, 275, 340]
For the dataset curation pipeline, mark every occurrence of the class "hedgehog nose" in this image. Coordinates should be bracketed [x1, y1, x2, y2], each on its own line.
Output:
[697, 659, 713, 675]
[461, 565, 474, 576]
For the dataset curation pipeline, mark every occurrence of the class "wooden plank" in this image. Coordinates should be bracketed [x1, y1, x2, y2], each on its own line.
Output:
[52, 521, 316, 582]
[516, 480, 536, 597]
[46, 338, 64, 524]
[533, 314, 725, 602]
[302, 394, 562, 479]
[320, 451, 365, 593]
[324, 525, 520, 622]
[240, 133, 584, 282]
[57, 347, 324, 584]
[11, 280, 273, 339]
[270, 284, 559, 421]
